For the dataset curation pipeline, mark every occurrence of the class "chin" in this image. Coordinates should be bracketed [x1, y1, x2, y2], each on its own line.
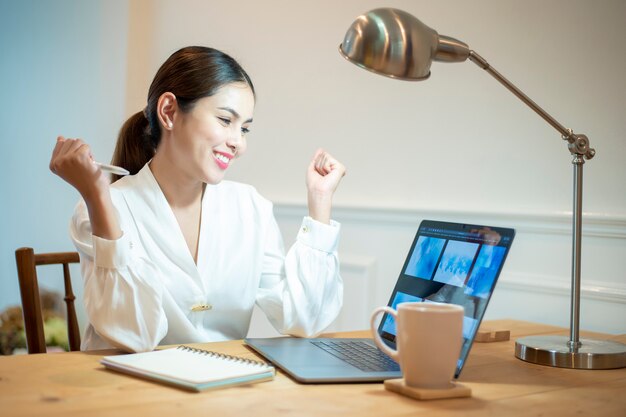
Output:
[202, 172, 226, 185]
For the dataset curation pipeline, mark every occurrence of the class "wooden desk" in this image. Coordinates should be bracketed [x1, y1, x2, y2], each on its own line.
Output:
[1, 320, 625, 417]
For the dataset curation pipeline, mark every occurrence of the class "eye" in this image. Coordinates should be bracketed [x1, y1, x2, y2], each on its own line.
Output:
[241, 127, 250, 135]
[217, 117, 231, 125]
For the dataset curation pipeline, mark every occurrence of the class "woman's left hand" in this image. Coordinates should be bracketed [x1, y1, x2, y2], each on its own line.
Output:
[306, 149, 346, 224]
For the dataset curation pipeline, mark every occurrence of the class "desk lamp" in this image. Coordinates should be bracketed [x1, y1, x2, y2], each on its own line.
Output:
[339, 8, 626, 369]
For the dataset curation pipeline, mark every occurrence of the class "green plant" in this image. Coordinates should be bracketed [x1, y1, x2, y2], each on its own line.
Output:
[0, 297, 70, 354]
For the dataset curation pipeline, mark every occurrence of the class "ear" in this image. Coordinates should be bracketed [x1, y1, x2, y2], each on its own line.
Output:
[156, 92, 178, 131]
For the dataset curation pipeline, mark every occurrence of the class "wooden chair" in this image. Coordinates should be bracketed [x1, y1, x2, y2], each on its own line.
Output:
[15, 247, 81, 354]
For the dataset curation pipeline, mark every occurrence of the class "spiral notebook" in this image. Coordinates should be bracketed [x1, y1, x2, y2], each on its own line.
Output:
[101, 345, 275, 392]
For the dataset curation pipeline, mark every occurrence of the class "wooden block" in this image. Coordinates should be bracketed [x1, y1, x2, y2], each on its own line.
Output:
[475, 328, 510, 343]
[384, 378, 472, 400]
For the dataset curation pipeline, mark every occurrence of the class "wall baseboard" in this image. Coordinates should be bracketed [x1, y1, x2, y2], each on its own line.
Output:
[337, 257, 626, 306]
[274, 202, 626, 239]
[499, 271, 626, 304]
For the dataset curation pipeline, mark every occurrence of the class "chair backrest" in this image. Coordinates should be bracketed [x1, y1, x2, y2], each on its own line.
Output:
[15, 247, 81, 354]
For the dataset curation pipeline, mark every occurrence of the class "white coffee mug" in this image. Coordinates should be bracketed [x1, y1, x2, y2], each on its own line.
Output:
[370, 302, 464, 389]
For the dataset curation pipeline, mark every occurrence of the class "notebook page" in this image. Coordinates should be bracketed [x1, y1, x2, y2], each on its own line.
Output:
[103, 347, 270, 384]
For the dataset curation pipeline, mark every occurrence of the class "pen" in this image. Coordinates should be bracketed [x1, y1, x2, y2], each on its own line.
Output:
[94, 162, 130, 176]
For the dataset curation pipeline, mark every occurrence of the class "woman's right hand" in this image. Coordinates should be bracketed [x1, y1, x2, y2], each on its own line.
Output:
[50, 136, 122, 239]
[49, 136, 109, 201]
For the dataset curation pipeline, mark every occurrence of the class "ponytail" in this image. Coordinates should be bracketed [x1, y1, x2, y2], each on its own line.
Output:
[110, 111, 157, 182]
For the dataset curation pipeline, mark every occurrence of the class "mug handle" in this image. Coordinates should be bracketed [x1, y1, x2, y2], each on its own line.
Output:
[370, 306, 400, 362]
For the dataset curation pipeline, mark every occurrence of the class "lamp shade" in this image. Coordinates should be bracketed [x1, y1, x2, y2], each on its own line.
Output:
[339, 8, 471, 81]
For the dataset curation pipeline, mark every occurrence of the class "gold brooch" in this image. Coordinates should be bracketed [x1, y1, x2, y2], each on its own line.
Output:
[191, 303, 212, 312]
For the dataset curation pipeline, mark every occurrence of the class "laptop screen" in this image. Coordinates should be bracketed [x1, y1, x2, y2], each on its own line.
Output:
[377, 220, 515, 378]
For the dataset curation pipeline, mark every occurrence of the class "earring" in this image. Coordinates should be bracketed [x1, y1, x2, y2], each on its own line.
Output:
[168, 121, 173, 128]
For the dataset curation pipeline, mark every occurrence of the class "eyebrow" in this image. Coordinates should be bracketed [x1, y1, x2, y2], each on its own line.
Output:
[218, 107, 253, 124]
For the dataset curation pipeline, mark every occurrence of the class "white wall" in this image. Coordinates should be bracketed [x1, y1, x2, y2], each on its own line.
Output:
[2, 0, 624, 338]
[142, 0, 626, 217]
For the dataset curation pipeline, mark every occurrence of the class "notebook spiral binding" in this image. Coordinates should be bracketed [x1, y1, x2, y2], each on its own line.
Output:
[177, 345, 268, 367]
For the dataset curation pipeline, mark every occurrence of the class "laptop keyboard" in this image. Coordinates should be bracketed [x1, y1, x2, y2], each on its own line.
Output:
[311, 340, 400, 372]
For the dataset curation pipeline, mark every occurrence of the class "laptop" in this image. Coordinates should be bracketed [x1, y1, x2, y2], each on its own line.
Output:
[245, 219, 515, 383]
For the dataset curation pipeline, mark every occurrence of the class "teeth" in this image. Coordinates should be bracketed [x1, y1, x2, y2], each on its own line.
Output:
[215, 153, 230, 164]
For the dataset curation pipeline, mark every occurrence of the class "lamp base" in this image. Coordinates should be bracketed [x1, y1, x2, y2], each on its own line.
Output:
[515, 335, 626, 369]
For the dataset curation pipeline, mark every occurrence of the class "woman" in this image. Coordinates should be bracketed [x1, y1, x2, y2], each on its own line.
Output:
[49, 46, 346, 352]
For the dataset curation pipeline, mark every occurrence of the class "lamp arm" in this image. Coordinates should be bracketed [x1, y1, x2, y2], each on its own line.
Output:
[468, 51, 595, 160]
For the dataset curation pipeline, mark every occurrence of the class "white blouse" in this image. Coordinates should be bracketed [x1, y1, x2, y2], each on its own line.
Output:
[70, 163, 343, 352]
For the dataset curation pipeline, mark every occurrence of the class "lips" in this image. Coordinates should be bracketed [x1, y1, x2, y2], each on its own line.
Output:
[213, 151, 233, 170]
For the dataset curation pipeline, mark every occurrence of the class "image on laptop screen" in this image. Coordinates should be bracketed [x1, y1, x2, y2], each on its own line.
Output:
[377, 220, 515, 378]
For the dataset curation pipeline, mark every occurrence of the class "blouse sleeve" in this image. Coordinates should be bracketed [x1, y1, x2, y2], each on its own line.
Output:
[70, 199, 168, 352]
[255, 215, 343, 337]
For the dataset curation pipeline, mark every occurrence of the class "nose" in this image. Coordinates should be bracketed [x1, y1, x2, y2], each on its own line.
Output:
[226, 131, 245, 155]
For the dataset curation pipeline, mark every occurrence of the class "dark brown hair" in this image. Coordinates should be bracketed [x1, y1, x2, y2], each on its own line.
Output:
[110, 46, 255, 182]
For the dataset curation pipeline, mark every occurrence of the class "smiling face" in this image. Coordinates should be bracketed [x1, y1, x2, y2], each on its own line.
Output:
[164, 82, 255, 185]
